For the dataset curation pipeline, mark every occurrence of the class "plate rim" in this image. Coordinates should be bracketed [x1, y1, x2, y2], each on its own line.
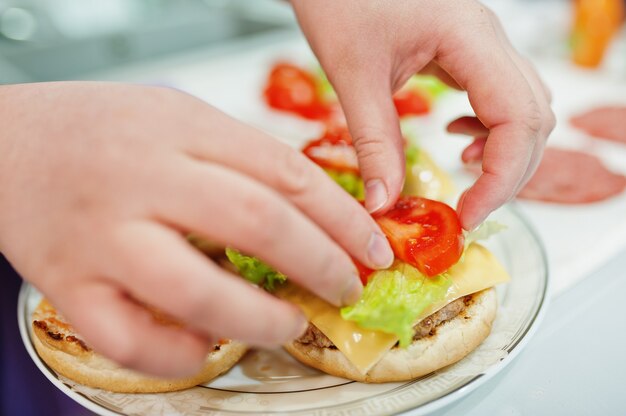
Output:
[18, 203, 550, 416]
[17, 283, 124, 416]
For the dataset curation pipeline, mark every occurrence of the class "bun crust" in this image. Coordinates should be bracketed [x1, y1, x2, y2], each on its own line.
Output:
[32, 300, 247, 393]
[284, 288, 497, 383]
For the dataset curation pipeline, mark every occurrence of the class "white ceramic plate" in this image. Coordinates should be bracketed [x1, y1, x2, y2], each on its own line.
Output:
[19, 204, 548, 416]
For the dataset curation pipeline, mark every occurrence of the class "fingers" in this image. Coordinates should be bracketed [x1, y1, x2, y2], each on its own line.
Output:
[107, 221, 308, 347]
[291, 0, 407, 213]
[491, 18, 555, 191]
[52, 282, 211, 378]
[182, 112, 393, 270]
[447, 116, 489, 137]
[437, 22, 547, 230]
[492, 17, 554, 104]
[461, 137, 488, 163]
[327, 72, 406, 214]
[153, 160, 363, 307]
[444, 20, 556, 217]
[446, 117, 488, 163]
[418, 62, 462, 90]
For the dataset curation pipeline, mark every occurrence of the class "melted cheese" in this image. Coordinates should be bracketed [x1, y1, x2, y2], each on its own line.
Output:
[276, 243, 509, 374]
[403, 150, 455, 200]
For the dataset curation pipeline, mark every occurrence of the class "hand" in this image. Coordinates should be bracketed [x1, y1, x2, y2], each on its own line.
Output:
[291, 0, 555, 229]
[0, 82, 393, 377]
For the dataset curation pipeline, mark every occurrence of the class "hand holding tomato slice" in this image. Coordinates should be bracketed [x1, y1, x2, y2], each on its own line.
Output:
[375, 196, 464, 277]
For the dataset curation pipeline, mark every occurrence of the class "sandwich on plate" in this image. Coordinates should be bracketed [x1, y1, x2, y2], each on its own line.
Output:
[31, 299, 247, 393]
[227, 130, 509, 382]
[228, 197, 508, 382]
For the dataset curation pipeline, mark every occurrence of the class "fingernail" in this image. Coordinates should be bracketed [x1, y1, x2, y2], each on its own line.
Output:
[341, 276, 363, 306]
[368, 232, 394, 268]
[365, 179, 388, 213]
[464, 211, 488, 232]
[457, 191, 474, 231]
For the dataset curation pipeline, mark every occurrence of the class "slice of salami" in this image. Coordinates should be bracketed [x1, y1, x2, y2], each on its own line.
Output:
[517, 148, 626, 204]
[570, 106, 626, 144]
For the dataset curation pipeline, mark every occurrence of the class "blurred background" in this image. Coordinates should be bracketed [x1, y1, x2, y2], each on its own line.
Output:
[0, 0, 295, 83]
[0, 0, 624, 84]
[1, 1, 625, 416]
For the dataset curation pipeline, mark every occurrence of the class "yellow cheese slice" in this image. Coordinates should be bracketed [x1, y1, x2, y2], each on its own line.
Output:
[275, 243, 510, 374]
[402, 150, 455, 200]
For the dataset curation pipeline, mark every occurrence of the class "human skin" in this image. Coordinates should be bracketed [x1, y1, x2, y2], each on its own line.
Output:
[291, 0, 555, 230]
[0, 82, 394, 377]
[1, 1, 555, 379]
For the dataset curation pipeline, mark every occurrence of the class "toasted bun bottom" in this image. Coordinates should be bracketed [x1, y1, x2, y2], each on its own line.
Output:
[284, 288, 497, 383]
[33, 329, 247, 393]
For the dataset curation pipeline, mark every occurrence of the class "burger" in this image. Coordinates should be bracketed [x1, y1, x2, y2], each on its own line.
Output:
[227, 197, 508, 382]
[226, 129, 509, 383]
[31, 298, 247, 393]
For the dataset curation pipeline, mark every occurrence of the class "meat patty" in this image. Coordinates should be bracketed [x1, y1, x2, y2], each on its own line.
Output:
[296, 296, 470, 349]
[411, 296, 467, 340]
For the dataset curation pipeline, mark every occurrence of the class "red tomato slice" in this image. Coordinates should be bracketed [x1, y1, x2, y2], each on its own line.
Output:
[353, 258, 375, 285]
[264, 63, 332, 120]
[376, 196, 464, 276]
[302, 126, 359, 173]
[393, 89, 430, 117]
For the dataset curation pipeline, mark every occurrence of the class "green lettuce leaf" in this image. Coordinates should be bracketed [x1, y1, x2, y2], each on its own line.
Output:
[314, 66, 448, 103]
[325, 169, 365, 200]
[405, 143, 420, 168]
[341, 263, 452, 347]
[225, 248, 286, 291]
[464, 221, 507, 250]
[406, 75, 449, 99]
[325, 144, 419, 200]
[314, 66, 337, 103]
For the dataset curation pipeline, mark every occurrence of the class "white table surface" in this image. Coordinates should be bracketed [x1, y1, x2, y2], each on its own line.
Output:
[423, 246, 626, 416]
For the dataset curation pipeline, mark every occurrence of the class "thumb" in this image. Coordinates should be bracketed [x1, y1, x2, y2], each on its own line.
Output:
[333, 74, 405, 214]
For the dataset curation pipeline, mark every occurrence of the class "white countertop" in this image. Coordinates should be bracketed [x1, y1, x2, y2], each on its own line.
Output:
[424, 246, 626, 416]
